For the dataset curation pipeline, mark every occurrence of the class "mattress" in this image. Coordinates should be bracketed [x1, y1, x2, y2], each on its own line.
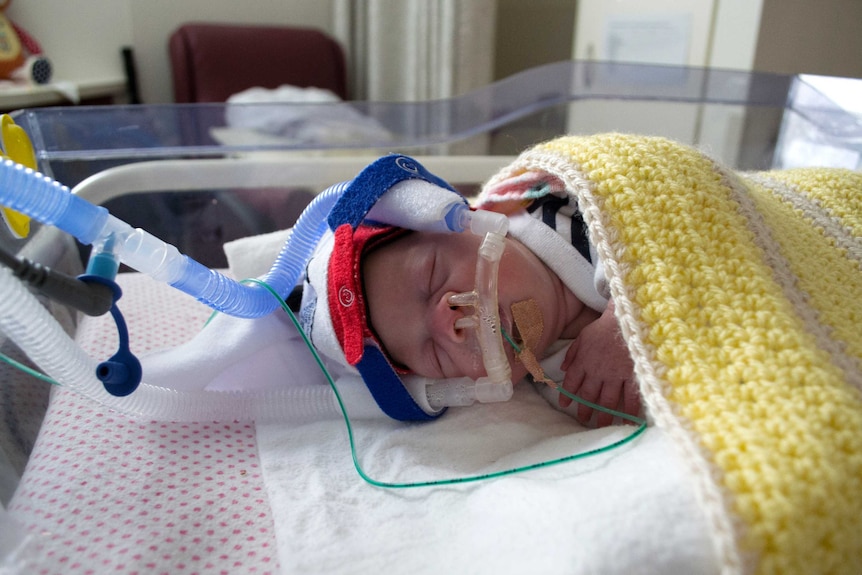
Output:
[8, 272, 279, 574]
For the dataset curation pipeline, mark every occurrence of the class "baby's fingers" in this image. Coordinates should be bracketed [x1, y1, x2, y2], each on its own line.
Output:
[558, 370, 584, 409]
[575, 379, 602, 425]
[560, 338, 581, 371]
[595, 380, 623, 427]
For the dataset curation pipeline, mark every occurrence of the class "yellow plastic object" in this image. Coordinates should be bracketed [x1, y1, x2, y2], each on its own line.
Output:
[0, 114, 37, 237]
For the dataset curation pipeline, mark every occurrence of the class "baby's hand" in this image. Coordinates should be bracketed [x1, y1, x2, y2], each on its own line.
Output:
[559, 302, 639, 427]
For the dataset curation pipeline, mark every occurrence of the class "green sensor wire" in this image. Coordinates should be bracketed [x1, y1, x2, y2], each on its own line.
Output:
[245, 278, 647, 489]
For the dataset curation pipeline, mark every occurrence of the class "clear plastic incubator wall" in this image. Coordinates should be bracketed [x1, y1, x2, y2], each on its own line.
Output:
[1, 61, 861, 574]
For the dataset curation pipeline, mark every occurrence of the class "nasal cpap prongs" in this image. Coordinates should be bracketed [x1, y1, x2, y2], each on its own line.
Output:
[423, 211, 514, 409]
[451, 230, 511, 393]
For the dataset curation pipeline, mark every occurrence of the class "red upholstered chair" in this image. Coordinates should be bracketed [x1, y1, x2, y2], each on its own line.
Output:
[169, 22, 348, 103]
[127, 23, 349, 267]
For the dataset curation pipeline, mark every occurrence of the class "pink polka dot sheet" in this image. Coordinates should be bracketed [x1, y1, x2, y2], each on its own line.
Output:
[8, 273, 279, 575]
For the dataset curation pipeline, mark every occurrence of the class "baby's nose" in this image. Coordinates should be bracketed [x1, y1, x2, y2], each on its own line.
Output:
[431, 292, 472, 343]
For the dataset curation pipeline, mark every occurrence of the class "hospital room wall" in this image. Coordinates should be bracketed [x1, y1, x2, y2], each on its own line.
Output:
[7, 0, 861, 106]
[564, 0, 862, 169]
[564, 0, 764, 164]
[754, 0, 862, 79]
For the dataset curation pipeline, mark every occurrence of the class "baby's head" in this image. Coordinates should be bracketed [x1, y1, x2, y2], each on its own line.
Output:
[297, 154, 583, 421]
[301, 219, 572, 390]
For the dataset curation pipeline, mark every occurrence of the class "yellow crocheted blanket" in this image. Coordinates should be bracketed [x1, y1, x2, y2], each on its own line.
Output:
[482, 135, 862, 575]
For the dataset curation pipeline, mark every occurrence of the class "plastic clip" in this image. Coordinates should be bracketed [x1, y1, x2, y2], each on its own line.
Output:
[80, 275, 142, 397]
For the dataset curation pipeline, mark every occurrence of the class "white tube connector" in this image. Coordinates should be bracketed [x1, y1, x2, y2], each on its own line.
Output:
[424, 376, 477, 408]
[446, 203, 509, 237]
[95, 214, 188, 283]
[424, 376, 514, 410]
[466, 208, 509, 237]
[475, 377, 514, 403]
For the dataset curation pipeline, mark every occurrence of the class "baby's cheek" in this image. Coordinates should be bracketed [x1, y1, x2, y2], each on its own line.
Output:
[509, 362, 529, 385]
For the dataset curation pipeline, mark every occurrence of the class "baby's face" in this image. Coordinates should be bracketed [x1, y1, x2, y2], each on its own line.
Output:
[363, 230, 573, 382]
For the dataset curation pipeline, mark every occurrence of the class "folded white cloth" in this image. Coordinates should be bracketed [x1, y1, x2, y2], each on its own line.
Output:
[224, 227, 290, 281]
[257, 382, 719, 574]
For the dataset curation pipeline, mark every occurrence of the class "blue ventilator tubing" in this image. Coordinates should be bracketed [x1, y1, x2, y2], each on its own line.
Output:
[170, 181, 348, 317]
[0, 159, 347, 318]
[0, 159, 364, 421]
[0, 161, 111, 244]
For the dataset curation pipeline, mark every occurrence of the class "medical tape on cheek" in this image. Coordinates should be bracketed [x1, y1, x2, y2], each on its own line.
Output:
[511, 299, 555, 387]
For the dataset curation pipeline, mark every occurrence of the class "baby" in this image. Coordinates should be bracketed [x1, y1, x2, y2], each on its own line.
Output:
[299, 154, 639, 427]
